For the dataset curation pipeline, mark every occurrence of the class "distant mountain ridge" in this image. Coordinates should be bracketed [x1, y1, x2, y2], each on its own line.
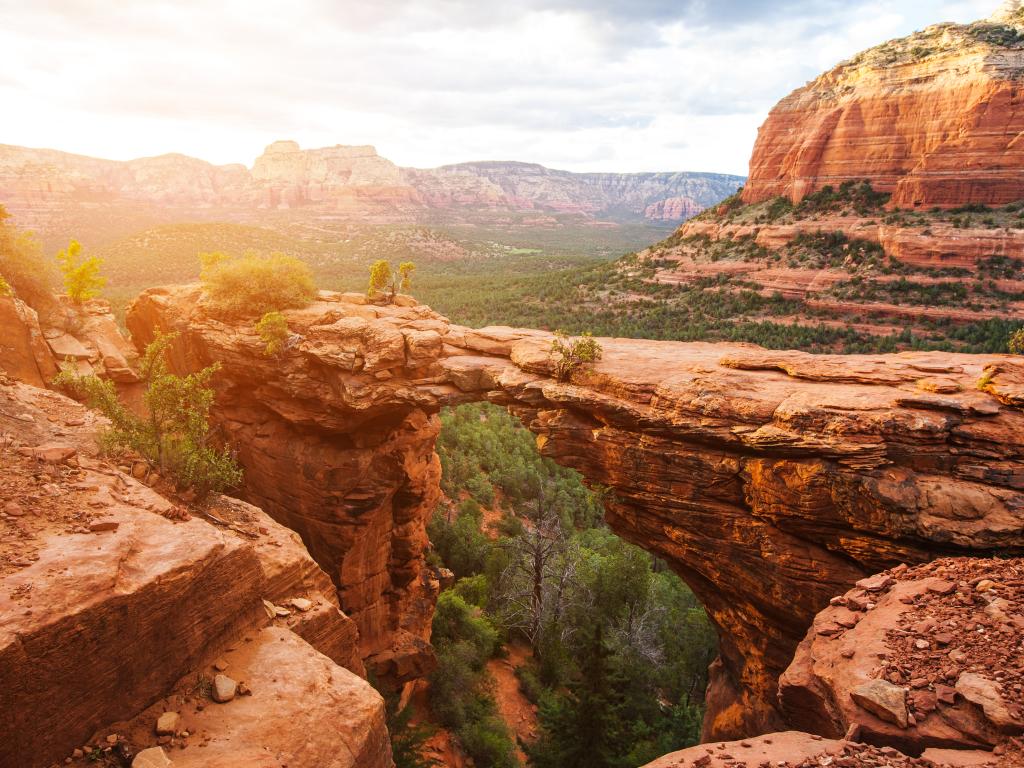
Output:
[0, 139, 743, 223]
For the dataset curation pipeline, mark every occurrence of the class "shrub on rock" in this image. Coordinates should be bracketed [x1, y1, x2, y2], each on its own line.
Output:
[54, 331, 242, 496]
[199, 251, 316, 318]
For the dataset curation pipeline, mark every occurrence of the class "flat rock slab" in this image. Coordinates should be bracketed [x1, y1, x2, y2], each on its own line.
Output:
[143, 628, 391, 768]
[132, 747, 172, 768]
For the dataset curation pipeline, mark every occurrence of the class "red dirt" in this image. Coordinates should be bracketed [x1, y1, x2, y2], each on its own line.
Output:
[487, 642, 540, 762]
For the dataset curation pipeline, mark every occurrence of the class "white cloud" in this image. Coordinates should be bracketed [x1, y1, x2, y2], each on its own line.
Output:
[0, 0, 1003, 174]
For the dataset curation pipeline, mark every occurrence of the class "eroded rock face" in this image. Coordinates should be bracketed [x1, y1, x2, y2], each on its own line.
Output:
[0, 294, 139, 387]
[127, 286, 1024, 740]
[0, 377, 379, 768]
[743, 16, 1024, 208]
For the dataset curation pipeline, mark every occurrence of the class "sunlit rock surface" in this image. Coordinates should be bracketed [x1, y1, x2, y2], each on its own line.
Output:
[128, 286, 1024, 740]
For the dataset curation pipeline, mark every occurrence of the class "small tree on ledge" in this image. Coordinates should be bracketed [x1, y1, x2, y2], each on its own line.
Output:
[57, 239, 105, 304]
[256, 311, 290, 356]
[550, 331, 603, 382]
[367, 259, 415, 303]
[1010, 328, 1024, 355]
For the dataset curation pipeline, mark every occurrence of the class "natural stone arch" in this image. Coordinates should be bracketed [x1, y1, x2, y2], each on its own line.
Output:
[127, 285, 1024, 741]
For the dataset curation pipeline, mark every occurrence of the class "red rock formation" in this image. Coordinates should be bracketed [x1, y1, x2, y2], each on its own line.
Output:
[127, 286, 1024, 741]
[0, 295, 58, 387]
[0, 142, 742, 227]
[644, 195, 703, 221]
[0, 376, 386, 768]
[743, 14, 1024, 208]
[0, 294, 139, 387]
[680, 218, 1024, 271]
[781, 557, 1024, 755]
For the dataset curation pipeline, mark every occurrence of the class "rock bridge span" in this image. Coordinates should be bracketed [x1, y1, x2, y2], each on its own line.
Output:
[126, 285, 1024, 741]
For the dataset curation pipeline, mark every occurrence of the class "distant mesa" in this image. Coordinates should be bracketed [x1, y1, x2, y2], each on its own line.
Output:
[0, 139, 744, 228]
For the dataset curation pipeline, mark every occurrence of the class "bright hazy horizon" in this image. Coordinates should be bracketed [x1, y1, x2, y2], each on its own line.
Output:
[0, 0, 1000, 175]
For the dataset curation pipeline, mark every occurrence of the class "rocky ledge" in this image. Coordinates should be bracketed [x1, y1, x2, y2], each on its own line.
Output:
[647, 556, 1024, 767]
[127, 285, 1024, 740]
[0, 375, 389, 768]
[782, 557, 1024, 753]
[642, 731, 1022, 767]
[0, 294, 138, 389]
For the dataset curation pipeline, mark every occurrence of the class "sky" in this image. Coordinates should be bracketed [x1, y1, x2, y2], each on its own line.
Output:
[0, 0, 1000, 175]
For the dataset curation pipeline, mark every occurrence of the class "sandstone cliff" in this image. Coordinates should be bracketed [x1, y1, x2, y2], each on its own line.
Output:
[0, 375, 389, 768]
[0, 294, 139, 389]
[631, 8, 1024, 348]
[743, 10, 1024, 208]
[127, 286, 1024, 741]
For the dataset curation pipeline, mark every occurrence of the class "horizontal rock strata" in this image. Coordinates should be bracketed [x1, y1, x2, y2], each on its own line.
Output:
[743, 15, 1024, 208]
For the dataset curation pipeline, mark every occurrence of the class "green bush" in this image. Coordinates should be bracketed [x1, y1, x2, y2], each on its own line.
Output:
[199, 251, 316, 318]
[764, 196, 794, 221]
[255, 311, 290, 356]
[54, 332, 242, 496]
[0, 273, 10, 297]
[427, 506, 492, 579]
[432, 592, 499, 657]
[550, 331, 603, 382]
[457, 716, 517, 768]
[452, 574, 491, 608]
[1010, 329, 1024, 355]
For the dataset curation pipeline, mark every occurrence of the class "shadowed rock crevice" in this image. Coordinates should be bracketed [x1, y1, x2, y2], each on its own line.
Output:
[127, 285, 1024, 740]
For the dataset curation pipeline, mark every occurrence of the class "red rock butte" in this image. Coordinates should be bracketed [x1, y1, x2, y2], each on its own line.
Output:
[743, 7, 1024, 208]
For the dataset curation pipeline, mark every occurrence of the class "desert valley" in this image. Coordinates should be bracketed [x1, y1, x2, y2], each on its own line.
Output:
[3, 2, 1024, 768]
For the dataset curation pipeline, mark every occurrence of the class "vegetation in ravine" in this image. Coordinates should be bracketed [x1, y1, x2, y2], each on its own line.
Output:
[54, 333, 242, 497]
[423, 403, 716, 767]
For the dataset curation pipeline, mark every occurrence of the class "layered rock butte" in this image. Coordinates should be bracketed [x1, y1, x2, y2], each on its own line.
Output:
[743, 5, 1024, 209]
[126, 285, 1024, 743]
[636, 6, 1024, 344]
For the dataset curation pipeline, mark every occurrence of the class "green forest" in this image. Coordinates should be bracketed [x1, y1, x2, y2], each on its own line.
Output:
[405, 403, 716, 768]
